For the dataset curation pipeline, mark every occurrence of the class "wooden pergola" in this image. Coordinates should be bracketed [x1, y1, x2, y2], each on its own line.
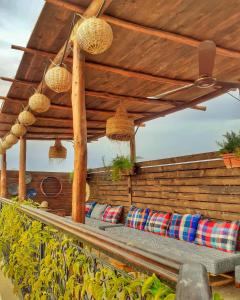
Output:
[0, 0, 240, 222]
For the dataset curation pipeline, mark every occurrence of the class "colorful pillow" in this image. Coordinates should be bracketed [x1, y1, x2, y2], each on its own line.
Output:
[195, 219, 240, 253]
[126, 206, 149, 230]
[167, 213, 182, 239]
[102, 205, 123, 224]
[179, 214, 201, 242]
[145, 210, 171, 235]
[237, 231, 240, 252]
[85, 202, 96, 217]
[90, 204, 108, 220]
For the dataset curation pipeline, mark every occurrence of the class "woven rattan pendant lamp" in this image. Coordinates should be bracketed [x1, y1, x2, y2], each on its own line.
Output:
[106, 102, 134, 141]
[49, 139, 67, 161]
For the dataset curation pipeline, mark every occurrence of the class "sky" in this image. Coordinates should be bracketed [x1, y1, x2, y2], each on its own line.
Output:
[1, 0, 240, 172]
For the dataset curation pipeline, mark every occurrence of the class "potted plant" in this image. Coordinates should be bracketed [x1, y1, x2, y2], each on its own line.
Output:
[217, 131, 240, 168]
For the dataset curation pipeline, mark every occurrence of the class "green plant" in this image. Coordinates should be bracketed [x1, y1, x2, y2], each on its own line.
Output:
[0, 202, 176, 300]
[217, 131, 240, 156]
[110, 155, 134, 181]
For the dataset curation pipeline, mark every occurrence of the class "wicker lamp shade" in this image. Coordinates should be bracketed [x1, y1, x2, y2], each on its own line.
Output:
[49, 139, 67, 160]
[45, 66, 72, 93]
[2, 139, 12, 150]
[0, 141, 5, 154]
[18, 111, 36, 126]
[77, 17, 113, 55]
[5, 133, 18, 145]
[11, 124, 27, 137]
[106, 103, 134, 141]
[29, 93, 50, 113]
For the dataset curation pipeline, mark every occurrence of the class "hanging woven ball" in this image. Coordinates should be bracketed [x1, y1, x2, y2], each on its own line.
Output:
[0, 141, 5, 155]
[29, 93, 50, 113]
[45, 66, 72, 93]
[77, 17, 113, 55]
[11, 123, 27, 137]
[2, 139, 12, 150]
[106, 103, 134, 141]
[49, 139, 67, 161]
[18, 111, 36, 126]
[5, 133, 18, 145]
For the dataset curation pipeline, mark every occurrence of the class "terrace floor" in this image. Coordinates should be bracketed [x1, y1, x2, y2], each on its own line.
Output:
[213, 284, 240, 300]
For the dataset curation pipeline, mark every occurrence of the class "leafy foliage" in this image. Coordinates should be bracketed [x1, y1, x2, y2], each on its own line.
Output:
[217, 131, 240, 156]
[103, 155, 133, 181]
[0, 203, 176, 299]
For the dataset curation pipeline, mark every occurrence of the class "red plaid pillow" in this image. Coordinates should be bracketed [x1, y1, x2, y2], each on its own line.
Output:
[195, 219, 240, 253]
[145, 210, 171, 236]
[101, 205, 123, 224]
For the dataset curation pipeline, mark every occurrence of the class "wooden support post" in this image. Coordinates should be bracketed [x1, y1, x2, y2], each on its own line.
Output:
[19, 137, 26, 201]
[71, 39, 87, 223]
[130, 135, 136, 163]
[0, 153, 7, 198]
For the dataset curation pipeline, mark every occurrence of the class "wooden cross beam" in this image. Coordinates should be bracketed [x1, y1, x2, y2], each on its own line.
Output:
[45, 0, 240, 59]
[0, 77, 206, 111]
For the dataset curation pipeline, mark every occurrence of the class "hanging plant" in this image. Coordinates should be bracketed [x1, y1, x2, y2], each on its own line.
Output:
[5, 133, 18, 145]
[49, 139, 67, 162]
[29, 92, 50, 113]
[110, 155, 134, 181]
[11, 123, 27, 137]
[18, 110, 36, 126]
[106, 102, 134, 141]
[217, 130, 240, 168]
[45, 65, 72, 93]
[77, 16, 113, 55]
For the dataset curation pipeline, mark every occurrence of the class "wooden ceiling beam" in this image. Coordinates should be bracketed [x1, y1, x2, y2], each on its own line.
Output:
[136, 88, 228, 124]
[0, 78, 205, 111]
[0, 96, 153, 118]
[11, 45, 190, 86]
[46, 0, 240, 59]
[0, 112, 106, 127]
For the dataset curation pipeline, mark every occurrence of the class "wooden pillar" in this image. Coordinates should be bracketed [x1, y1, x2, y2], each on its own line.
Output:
[130, 135, 136, 163]
[71, 38, 87, 223]
[19, 136, 26, 201]
[0, 152, 7, 198]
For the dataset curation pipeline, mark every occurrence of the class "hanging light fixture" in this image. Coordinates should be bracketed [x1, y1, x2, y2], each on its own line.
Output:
[106, 102, 134, 141]
[48, 139, 67, 162]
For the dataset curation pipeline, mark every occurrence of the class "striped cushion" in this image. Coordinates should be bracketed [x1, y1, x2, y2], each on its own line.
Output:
[179, 214, 201, 242]
[195, 219, 240, 253]
[85, 202, 96, 217]
[145, 210, 171, 235]
[126, 206, 149, 230]
[167, 213, 182, 239]
[102, 205, 123, 224]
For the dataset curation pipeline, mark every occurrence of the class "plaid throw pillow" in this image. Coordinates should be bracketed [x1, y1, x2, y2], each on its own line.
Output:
[237, 231, 240, 252]
[85, 202, 96, 217]
[179, 214, 201, 242]
[145, 210, 171, 236]
[167, 213, 182, 239]
[126, 206, 149, 230]
[102, 205, 123, 223]
[195, 219, 240, 253]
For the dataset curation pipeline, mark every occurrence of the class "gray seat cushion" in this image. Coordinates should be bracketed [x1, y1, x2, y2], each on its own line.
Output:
[102, 225, 240, 275]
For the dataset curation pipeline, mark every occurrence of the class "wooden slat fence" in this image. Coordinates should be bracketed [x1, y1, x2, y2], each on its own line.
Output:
[88, 152, 240, 222]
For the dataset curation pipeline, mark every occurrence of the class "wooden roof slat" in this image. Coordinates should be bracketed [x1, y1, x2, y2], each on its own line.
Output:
[11, 45, 191, 86]
[46, 0, 240, 59]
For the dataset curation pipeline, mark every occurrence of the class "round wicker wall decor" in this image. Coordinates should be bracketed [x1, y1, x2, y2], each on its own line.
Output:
[40, 176, 62, 198]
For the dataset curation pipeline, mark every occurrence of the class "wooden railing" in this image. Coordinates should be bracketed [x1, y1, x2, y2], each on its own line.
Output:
[0, 197, 213, 299]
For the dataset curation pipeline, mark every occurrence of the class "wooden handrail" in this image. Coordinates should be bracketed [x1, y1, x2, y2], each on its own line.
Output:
[0, 197, 180, 283]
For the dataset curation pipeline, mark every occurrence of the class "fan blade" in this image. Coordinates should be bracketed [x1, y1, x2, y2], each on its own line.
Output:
[214, 81, 240, 90]
[147, 84, 195, 99]
[199, 40, 216, 77]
